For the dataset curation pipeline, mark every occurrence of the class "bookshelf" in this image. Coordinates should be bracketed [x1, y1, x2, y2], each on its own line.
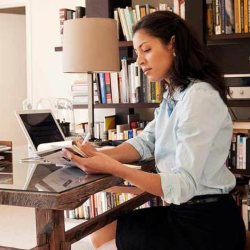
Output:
[201, 1, 250, 179]
[203, 0, 250, 74]
[55, 0, 250, 240]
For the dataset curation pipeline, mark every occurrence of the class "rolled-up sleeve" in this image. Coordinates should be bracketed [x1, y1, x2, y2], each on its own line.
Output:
[158, 86, 229, 204]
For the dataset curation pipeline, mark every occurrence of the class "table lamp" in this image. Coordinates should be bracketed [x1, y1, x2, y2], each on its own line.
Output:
[62, 18, 120, 139]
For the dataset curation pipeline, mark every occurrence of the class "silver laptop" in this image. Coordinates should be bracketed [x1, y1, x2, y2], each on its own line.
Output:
[16, 109, 74, 166]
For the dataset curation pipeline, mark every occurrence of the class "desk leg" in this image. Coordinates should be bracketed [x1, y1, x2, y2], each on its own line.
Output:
[35, 208, 66, 250]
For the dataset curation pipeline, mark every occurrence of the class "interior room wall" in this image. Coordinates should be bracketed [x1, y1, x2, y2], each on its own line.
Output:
[29, 0, 115, 126]
[0, 13, 26, 146]
[0, 0, 115, 134]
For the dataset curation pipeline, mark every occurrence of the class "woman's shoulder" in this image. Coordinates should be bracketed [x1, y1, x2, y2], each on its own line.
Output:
[188, 80, 215, 92]
[186, 80, 220, 99]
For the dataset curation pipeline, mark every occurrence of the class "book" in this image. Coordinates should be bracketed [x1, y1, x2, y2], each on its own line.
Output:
[124, 7, 134, 41]
[110, 72, 120, 104]
[120, 58, 129, 103]
[225, 0, 234, 34]
[105, 72, 112, 104]
[99, 73, 107, 104]
[117, 8, 130, 41]
[104, 115, 116, 131]
[75, 6, 85, 18]
[114, 9, 122, 40]
[207, 0, 214, 36]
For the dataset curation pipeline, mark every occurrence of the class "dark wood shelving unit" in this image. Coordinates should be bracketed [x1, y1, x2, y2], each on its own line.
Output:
[73, 102, 159, 109]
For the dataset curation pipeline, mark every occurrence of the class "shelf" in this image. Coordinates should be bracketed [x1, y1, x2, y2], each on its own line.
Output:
[73, 103, 159, 109]
[207, 33, 250, 45]
[227, 99, 250, 107]
[231, 168, 250, 176]
[73, 100, 250, 109]
[118, 41, 133, 48]
[55, 41, 133, 52]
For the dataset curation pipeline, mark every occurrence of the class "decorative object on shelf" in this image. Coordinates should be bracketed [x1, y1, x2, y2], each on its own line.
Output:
[62, 17, 120, 139]
[55, 98, 76, 136]
[22, 99, 33, 110]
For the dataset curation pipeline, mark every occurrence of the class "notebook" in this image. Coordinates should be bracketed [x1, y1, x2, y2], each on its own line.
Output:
[16, 110, 65, 151]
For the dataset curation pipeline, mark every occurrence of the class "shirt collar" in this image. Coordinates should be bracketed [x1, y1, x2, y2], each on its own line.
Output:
[163, 79, 197, 102]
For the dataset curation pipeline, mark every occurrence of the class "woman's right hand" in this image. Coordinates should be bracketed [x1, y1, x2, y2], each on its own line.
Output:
[76, 141, 98, 157]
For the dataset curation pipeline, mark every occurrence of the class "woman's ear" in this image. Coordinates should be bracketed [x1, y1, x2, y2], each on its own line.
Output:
[170, 35, 175, 49]
[170, 35, 176, 57]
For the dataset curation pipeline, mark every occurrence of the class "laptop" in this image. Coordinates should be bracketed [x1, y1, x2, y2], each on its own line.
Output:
[16, 109, 75, 166]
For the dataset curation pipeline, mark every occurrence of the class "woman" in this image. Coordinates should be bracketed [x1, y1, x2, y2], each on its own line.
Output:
[63, 11, 246, 250]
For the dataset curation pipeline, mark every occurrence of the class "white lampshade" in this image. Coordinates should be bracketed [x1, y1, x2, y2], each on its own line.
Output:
[63, 18, 120, 73]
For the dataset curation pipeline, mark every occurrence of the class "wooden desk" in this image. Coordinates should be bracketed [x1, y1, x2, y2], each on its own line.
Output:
[0, 146, 155, 250]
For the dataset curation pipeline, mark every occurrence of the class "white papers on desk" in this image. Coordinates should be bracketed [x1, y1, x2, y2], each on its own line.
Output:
[37, 140, 73, 152]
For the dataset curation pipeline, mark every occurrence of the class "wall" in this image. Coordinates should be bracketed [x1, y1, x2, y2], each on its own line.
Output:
[29, 0, 114, 125]
[0, 13, 26, 145]
[0, 0, 115, 135]
[29, 0, 89, 125]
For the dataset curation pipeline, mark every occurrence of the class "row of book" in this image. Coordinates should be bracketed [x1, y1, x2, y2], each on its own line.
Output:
[105, 124, 146, 141]
[206, 0, 250, 36]
[227, 132, 250, 170]
[114, 1, 185, 41]
[59, 6, 85, 38]
[77, 113, 148, 141]
[64, 189, 162, 220]
[71, 59, 164, 105]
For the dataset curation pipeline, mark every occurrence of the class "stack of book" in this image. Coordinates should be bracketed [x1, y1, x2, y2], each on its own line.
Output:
[71, 80, 100, 105]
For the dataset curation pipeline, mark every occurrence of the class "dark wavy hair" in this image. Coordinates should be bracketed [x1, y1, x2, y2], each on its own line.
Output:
[133, 11, 229, 105]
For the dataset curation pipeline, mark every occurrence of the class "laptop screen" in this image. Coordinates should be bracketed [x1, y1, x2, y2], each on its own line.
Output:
[18, 111, 64, 150]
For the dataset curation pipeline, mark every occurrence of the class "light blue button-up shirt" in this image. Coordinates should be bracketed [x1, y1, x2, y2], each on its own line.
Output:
[126, 81, 235, 205]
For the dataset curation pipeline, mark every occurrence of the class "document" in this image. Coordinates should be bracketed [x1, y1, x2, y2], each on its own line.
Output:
[36, 141, 86, 167]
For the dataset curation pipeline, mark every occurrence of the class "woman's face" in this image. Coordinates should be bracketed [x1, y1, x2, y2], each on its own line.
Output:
[133, 29, 175, 82]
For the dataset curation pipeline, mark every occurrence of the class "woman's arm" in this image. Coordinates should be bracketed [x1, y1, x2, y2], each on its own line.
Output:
[100, 142, 141, 163]
[111, 160, 164, 197]
[64, 148, 164, 197]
